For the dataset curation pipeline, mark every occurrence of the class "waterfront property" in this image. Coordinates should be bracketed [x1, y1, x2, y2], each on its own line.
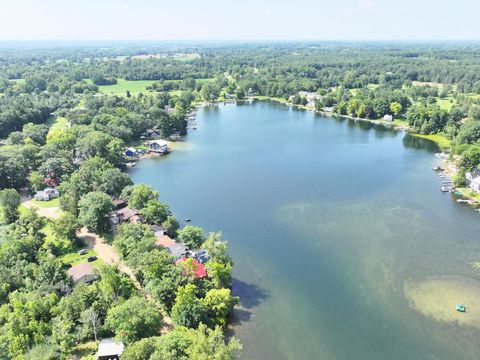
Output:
[124, 147, 138, 157]
[176, 257, 208, 278]
[466, 169, 480, 193]
[148, 139, 169, 153]
[383, 114, 393, 122]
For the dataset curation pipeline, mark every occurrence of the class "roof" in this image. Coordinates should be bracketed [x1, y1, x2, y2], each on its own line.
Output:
[97, 338, 125, 357]
[67, 263, 96, 282]
[149, 140, 168, 147]
[166, 243, 188, 258]
[175, 257, 208, 278]
[115, 207, 138, 219]
[155, 234, 176, 248]
[125, 147, 137, 153]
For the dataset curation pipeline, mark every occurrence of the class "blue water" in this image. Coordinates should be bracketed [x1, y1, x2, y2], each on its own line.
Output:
[130, 101, 480, 359]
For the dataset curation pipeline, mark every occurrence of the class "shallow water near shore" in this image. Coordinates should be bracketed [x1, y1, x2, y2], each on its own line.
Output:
[130, 101, 480, 360]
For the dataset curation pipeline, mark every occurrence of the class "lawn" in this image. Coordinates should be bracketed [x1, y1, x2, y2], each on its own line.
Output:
[60, 248, 102, 267]
[31, 198, 61, 208]
[46, 116, 68, 132]
[436, 97, 455, 111]
[72, 341, 97, 360]
[456, 188, 480, 203]
[412, 133, 451, 149]
[97, 79, 156, 96]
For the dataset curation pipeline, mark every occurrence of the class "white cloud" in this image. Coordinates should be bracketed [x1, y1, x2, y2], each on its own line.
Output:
[359, 0, 375, 9]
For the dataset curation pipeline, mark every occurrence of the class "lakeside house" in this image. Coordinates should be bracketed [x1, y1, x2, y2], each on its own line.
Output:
[383, 114, 393, 122]
[148, 140, 169, 153]
[97, 338, 124, 360]
[155, 234, 176, 248]
[124, 147, 138, 157]
[68, 263, 98, 284]
[144, 128, 161, 138]
[175, 257, 208, 278]
[466, 169, 480, 193]
[33, 187, 59, 201]
[165, 243, 189, 259]
[112, 198, 127, 210]
[110, 207, 144, 226]
[190, 249, 209, 264]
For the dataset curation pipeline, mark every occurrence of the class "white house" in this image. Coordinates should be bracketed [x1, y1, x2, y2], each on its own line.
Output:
[97, 338, 124, 360]
[34, 187, 59, 201]
[383, 114, 393, 122]
[466, 169, 480, 193]
[148, 140, 169, 153]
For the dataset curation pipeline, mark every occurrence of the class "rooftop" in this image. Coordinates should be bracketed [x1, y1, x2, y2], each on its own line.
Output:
[175, 257, 208, 278]
[155, 234, 176, 248]
[67, 263, 96, 282]
[97, 338, 125, 358]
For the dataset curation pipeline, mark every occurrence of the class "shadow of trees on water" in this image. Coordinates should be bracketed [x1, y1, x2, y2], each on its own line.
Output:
[227, 278, 270, 330]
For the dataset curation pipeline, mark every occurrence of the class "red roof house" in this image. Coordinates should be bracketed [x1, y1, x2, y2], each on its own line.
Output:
[175, 257, 207, 278]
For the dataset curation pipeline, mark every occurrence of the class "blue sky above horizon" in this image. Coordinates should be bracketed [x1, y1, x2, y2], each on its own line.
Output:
[1, 0, 478, 41]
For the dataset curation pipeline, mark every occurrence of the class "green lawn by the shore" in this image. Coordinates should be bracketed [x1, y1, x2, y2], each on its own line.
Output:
[412, 133, 451, 149]
[456, 187, 480, 203]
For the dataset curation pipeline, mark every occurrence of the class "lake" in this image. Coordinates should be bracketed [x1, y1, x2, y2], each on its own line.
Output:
[130, 101, 480, 360]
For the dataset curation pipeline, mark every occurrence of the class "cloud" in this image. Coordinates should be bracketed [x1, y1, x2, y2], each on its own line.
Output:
[359, 0, 375, 9]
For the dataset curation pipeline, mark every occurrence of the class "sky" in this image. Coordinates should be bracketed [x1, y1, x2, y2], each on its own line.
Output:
[1, 0, 479, 41]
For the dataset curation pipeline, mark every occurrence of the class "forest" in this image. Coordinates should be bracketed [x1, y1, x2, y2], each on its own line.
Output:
[1, 41, 480, 358]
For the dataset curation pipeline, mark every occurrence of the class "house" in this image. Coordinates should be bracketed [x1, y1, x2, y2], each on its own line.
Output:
[466, 169, 480, 193]
[166, 243, 189, 259]
[34, 187, 59, 201]
[112, 199, 127, 210]
[110, 207, 143, 225]
[190, 249, 209, 264]
[97, 338, 125, 360]
[155, 234, 176, 248]
[175, 257, 208, 278]
[383, 114, 393, 122]
[148, 140, 169, 153]
[145, 128, 161, 138]
[124, 147, 138, 157]
[68, 263, 98, 284]
[151, 224, 165, 237]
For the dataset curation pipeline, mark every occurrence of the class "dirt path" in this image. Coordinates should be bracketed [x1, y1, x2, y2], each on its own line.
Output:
[78, 227, 173, 333]
[22, 200, 62, 219]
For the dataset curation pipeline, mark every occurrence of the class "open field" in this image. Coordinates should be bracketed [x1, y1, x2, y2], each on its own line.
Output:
[97, 79, 156, 96]
[46, 116, 68, 132]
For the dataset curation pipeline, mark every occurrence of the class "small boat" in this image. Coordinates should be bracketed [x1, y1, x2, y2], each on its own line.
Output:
[457, 199, 468, 204]
[456, 303, 466, 312]
[184, 218, 191, 222]
[440, 186, 453, 192]
[192, 126, 197, 130]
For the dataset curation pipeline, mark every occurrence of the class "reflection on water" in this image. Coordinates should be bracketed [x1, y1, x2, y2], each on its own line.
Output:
[130, 102, 480, 360]
[403, 133, 440, 152]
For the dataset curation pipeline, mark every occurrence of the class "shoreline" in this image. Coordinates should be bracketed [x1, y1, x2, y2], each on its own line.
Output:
[128, 98, 480, 210]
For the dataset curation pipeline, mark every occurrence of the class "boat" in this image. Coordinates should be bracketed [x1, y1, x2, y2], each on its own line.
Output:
[184, 218, 191, 222]
[457, 199, 468, 204]
[192, 126, 197, 130]
[456, 303, 466, 312]
[440, 186, 453, 192]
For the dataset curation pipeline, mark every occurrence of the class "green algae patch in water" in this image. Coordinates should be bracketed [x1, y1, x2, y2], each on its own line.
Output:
[404, 276, 480, 328]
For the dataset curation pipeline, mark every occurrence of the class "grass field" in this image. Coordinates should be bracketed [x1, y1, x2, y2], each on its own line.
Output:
[97, 79, 156, 96]
[436, 97, 455, 111]
[61, 248, 102, 267]
[31, 198, 61, 208]
[412, 133, 451, 149]
[46, 116, 68, 132]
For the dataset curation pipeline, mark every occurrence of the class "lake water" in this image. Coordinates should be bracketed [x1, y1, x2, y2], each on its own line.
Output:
[130, 101, 480, 360]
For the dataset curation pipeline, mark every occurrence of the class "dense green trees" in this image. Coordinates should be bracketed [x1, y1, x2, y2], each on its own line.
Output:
[177, 226, 205, 249]
[105, 297, 162, 343]
[78, 191, 114, 232]
[0, 189, 20, 225]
